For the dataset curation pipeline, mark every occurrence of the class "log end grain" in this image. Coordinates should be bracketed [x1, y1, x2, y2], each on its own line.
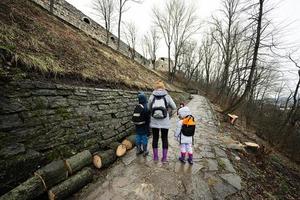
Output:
[92, 155, 102, 169]
[116, 144, 127, 157]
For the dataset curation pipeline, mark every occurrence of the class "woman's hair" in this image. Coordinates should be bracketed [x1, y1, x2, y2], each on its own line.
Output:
[154, 80, 165, 89]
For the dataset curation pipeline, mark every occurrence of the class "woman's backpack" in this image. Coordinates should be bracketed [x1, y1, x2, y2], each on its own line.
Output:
[150, 95, 168, 119]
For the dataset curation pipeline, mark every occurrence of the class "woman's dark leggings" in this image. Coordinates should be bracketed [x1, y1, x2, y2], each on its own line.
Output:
[152, 128, 169, 149]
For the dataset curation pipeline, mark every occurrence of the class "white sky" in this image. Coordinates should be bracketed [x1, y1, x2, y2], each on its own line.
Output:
[66, 0, 300, 91]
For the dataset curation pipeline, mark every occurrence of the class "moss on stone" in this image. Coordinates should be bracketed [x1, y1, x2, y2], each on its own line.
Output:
[56, 107, 71, 119]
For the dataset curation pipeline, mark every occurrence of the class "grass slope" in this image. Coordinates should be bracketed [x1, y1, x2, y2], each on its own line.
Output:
[0, 0, 178, 90]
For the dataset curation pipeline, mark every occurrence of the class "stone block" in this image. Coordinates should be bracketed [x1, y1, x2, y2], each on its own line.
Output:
[219, 173, 242, 190]
[219, 158, 236, 173]
[32, 89, 58, 96]
[30, 96, 49, 109]
[0, 113, 23, 130]
[102, 129, 118, 140]
[0, 143, 26, 159]
[33, 81, 56, 89]
[0, 97, 27, 114]
[97, 104, 110, 110]
[48, 96, 69, 108]
[74, 89, 88, 96]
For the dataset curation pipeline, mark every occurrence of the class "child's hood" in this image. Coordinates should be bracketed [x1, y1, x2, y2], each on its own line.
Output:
[178, 106, 192, 118]
[138, 92, 147, 104]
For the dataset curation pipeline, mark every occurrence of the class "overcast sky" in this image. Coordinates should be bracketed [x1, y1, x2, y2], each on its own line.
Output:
[66, 0, 300, 91]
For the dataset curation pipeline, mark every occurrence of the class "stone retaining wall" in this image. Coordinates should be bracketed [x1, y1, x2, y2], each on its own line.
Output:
[0, 77, 189, 194]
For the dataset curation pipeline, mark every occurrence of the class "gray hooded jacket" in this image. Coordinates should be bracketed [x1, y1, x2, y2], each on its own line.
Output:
[174, 106, 193, 144]
[148, 89, 176, 129]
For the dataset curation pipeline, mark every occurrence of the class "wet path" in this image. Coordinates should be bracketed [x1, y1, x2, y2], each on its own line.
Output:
[77, 95, 242, 200]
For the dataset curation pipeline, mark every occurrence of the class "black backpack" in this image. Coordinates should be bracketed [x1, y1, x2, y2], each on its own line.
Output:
[180, 115, 196, 144]
[150, 95, 168, 119]
[132, 104, 146, 125]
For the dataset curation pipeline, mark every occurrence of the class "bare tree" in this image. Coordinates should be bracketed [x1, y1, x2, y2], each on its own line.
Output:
[222, 0, 267, 113]
[171, 0, 199, 82]
[123, 21, 138, 59]
[211, 0, 242, 99]
[144, 26, 160, 69]
[283, 55, 300, 126]
[117, 0, 143, 50]
[153, 0, 176, 76]
[180, 40, 203, 84]
[202, 34, 215, 90]
[153, 0, 199, 82]
[93, 0, 115, 45]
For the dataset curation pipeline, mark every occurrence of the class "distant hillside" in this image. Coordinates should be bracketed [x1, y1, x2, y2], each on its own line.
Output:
[0, 0, 179, 91]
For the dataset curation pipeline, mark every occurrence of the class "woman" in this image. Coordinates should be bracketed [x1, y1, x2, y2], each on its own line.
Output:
[148, 81, 176, 162]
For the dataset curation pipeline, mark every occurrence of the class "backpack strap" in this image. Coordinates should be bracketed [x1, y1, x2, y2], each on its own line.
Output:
[163, 95, 168, 109]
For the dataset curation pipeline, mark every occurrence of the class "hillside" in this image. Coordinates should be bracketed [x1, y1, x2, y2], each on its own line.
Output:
[0, 0, 179, 91]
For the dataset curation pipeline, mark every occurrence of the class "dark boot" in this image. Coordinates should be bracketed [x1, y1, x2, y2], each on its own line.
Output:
[153, 148, 158, 161]
[179, 152, 186, 163]
[142, 144, 149, 157]
[136, 144, 143, 155]
[188, 153, 193, 165]
[161, 149, 168, 163]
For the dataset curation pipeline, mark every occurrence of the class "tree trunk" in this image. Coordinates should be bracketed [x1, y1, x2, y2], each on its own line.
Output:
[281, 71, 300, 128]
[117, 1, 122, 50]
[222, 0, 264, 114]
[168, 45, 171, 79]
[48, 168, 93, 200]
[64, 150, 92, 175]
[34, 160, 68, 189]
[108, 142, 127, 157]
[93, 149, 116, 169]
[106, 30, 109, 45]
[0, 176, 45, 200]
[121, 135, 136, 150]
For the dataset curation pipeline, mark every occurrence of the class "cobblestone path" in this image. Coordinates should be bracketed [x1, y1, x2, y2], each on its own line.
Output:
[77, 95, 242, 200]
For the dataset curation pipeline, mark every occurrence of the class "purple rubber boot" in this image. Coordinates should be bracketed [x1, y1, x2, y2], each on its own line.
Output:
[153, 148, 158, 161]
[188, 153, 193, 165]
[179, 152, 186, 163]
[161, 149, 168, 163]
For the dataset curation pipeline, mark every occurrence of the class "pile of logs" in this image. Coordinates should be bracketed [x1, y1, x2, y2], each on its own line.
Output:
[0, 150, 92, 200]
[92, 135, 136, 169]
[0, 135, 137, 200]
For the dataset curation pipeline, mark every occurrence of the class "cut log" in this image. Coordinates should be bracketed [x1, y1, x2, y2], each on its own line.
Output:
[48, 167, 93, 200]
[34, 160, 68, 190]
[0, 176, 45, 200]
[227, 114, 238, 125]
[121, 135, 136, 150]
[64, 150, 92, 175]
[93, 149, 116, 169]
[108, 142, 127, 157]
[245, 142, 260, 149]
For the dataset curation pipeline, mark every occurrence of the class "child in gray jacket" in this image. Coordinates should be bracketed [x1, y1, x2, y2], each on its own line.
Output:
[174, 106, 196, 164]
